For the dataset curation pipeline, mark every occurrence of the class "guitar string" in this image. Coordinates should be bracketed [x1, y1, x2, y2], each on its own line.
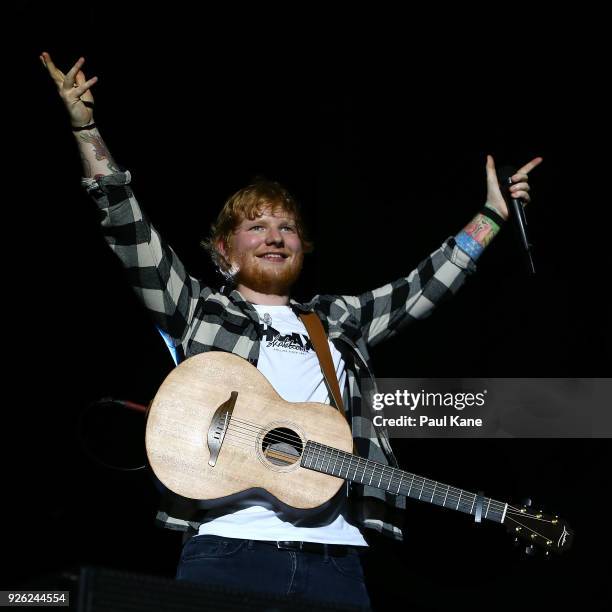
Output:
[227, 418, 543, 520]
[228, 417, 502, 504]
[228, 417, 505, 512]
[218, 432, 554, 544]
[224, 441, 552, 542]
[503, 514, 554, 543]
[229, 413, 518, 516]
[228, 420, 301, 443]
[222, 435, 512, 524]
[506, 509, 558, 523]
[209, 409, 534, 515]
[223, 425, 510, 515]
[225, 426, 307, 450]
[505, 513, 563, 543]
[506, 511, 557, 523]
[225, 419, 510, 513]
[229, 417, 302, 443]
[221, 429, 508, 516]
[223, 434, 540, 524]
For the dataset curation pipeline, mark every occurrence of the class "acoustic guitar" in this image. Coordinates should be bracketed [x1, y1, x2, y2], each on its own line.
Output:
[145, 351, 573, 555]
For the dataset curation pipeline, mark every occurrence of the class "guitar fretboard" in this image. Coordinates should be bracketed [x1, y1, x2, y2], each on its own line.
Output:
[301, 440, 507, 524]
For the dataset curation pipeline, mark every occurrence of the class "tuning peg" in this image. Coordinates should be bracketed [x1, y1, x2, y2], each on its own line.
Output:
[525, 544, 536, 556]
[522, 498, 532, 508]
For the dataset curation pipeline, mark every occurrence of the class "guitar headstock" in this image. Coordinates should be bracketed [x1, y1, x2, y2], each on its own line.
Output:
[505, 499, 574, 556]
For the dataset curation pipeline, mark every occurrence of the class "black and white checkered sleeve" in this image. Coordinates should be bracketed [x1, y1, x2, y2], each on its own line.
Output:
[341, 238, 477, 348]
[82, 171, 207, 346]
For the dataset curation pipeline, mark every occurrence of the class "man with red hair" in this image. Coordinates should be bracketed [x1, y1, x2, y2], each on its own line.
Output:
[42, 52, 541, 609]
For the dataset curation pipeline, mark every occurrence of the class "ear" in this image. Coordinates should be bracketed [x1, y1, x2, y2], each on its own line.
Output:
[216, 238, 233, 270]
[216, 239, 228, 258]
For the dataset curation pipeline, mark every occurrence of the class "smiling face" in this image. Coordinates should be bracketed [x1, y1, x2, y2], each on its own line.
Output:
[204, 178, 313, 304]
[220, 206, 304, 298]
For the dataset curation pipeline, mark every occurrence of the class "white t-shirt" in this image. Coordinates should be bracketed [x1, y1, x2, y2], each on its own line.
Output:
[253, 304, 346, 404]
[198, 304, 368, 545]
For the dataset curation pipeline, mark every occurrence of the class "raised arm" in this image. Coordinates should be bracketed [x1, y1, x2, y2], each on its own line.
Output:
[342, 155, 542, 348]
[40, 52, 119, 179]
[40, 52, 206, 350]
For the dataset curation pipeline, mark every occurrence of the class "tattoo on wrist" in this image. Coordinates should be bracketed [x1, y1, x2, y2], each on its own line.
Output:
[455, 213, 501, 260]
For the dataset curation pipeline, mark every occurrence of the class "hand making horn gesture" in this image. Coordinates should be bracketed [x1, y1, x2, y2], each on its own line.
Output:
[40, 52, 98, 129]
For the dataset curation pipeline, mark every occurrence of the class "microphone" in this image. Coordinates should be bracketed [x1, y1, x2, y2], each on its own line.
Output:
[498, 165, 536, 275]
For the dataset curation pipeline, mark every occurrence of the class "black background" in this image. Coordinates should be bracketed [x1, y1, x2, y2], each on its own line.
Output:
[10, 3, 611, 610]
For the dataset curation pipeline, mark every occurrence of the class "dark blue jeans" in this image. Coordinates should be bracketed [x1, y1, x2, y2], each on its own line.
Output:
[176, 534, 371, 609]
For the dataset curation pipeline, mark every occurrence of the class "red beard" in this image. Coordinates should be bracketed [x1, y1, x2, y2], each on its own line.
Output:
[230, 250, 304, 296]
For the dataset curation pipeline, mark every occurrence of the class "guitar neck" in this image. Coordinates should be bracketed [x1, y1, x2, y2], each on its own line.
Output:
[302, 441, 507, 524]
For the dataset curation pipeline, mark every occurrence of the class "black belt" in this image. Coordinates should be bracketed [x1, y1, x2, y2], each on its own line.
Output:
[267, 540, 354, 557]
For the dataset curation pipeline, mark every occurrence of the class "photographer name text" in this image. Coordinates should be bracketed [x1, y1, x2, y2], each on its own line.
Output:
[372, 414, 483, 428]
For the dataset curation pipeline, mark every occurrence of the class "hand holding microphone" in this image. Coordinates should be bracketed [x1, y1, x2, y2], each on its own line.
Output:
[485, 155, 543, 275]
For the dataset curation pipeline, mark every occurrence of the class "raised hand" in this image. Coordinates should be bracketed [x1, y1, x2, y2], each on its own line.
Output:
[40, 52, 98, 128]
[485, 155, 543, 220]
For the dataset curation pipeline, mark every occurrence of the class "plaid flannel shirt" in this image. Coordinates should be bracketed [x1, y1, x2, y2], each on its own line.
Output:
[83, 171, 476, 541]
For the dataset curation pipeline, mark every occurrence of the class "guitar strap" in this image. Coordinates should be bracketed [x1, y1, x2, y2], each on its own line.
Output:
[298, 311, 346, 419]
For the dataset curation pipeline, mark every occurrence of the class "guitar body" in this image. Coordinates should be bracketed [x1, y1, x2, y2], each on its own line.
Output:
[146, 351, 353, 516]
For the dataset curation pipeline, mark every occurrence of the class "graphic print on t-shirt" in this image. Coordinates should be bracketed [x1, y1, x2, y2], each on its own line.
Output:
[251, 304, 346, 405]
[260, 320, 314, 354]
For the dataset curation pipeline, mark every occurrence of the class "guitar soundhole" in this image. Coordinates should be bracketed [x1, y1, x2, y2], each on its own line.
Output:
[261, 427, 303, 467]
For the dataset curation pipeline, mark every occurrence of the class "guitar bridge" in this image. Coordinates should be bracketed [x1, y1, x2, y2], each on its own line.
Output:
[207, 391, 237, 467]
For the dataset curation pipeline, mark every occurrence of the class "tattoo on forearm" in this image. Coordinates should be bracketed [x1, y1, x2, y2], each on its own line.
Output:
[79, 131, 109, 160]
[79, 131, 120, 173]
